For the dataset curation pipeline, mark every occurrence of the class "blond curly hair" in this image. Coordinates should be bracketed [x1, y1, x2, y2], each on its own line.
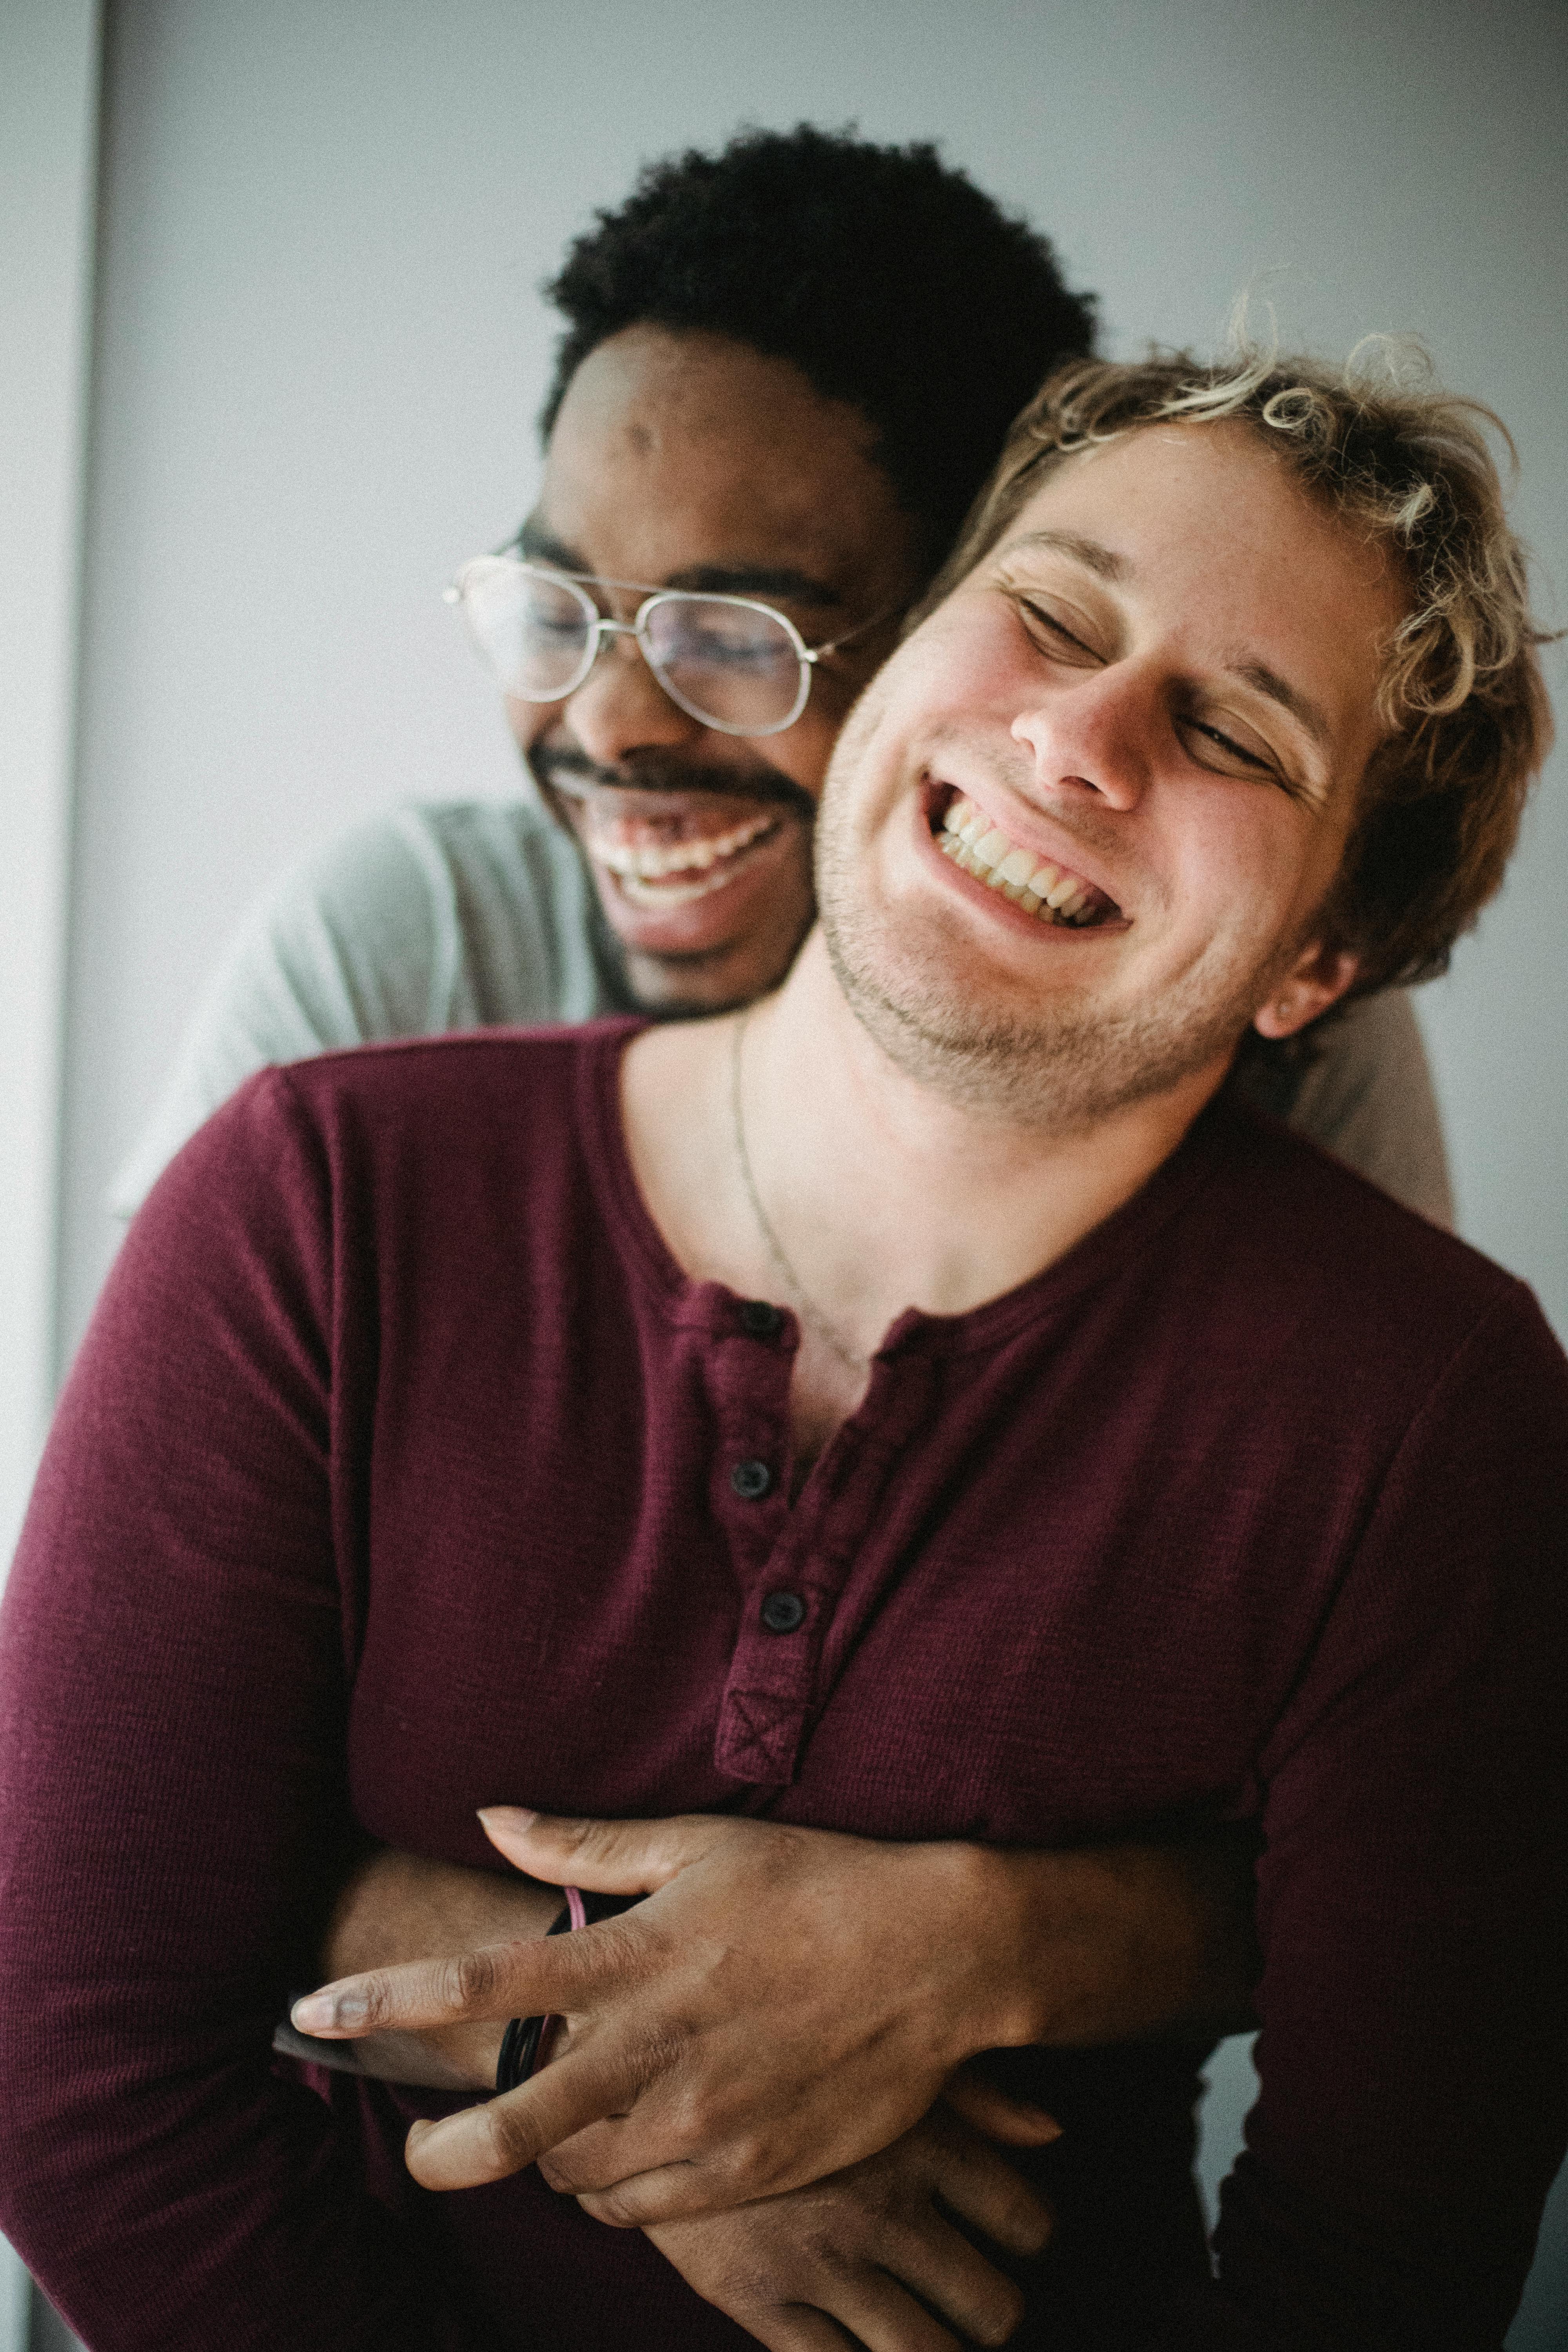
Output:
[921, 341, 1554, 997]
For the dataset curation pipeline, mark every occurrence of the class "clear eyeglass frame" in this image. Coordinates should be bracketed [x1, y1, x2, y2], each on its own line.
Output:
[443, 550, 901, 738]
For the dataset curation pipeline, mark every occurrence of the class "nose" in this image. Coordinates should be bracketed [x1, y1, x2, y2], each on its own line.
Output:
[1010, 665, 1154, 811]
[559, 626, 706, 768]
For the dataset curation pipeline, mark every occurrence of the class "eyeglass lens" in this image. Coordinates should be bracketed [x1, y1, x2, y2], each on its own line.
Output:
[458, 562, 808, 733]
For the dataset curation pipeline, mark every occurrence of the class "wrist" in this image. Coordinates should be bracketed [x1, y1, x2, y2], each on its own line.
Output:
[948, 1843, 1055, 2050]
[981, 1841, 1243, 2048]
[907, 1842, 1045, 2058]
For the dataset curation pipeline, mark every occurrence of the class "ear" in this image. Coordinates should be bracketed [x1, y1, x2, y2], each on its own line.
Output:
[1251, 939, 1361, 1041]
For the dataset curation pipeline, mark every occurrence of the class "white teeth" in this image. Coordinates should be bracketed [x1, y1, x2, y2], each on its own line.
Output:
[935, 794, 1113, 931]
[617, 865, 747, 906]
[591, 811, 778, 882]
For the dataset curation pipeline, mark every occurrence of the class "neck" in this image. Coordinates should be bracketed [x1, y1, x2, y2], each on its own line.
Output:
[737, 932, 1229, 1337]
[622, 928, 1234, 1376]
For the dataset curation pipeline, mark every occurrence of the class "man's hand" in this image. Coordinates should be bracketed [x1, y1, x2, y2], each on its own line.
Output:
[311, 1846, 1059, 2343]
[292, 1810, 1046, 2216]
[290, 1806, 1244, 2221]
[284, 1846, 558, 2090]
[647, 2102, 1055, 2352]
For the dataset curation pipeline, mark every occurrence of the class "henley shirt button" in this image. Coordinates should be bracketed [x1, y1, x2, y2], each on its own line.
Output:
[730, 1458, 773, 1500]
[760, 1590, 807, 1634]
[739, 1300, 785, 1339]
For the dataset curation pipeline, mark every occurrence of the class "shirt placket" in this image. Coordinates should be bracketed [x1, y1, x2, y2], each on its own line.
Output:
[707, 1319, 937, 1786]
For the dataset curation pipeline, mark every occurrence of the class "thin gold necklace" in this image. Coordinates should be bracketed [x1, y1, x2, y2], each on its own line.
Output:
[729, 1011, 866, 1374]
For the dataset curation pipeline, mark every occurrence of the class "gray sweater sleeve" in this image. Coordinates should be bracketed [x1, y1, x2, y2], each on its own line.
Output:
[109, 802, 606, 1216]
[1264, 991, 1453, 1227]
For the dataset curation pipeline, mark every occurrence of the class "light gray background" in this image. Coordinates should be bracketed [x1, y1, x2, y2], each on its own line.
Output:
[21, 0, 1568, 2343]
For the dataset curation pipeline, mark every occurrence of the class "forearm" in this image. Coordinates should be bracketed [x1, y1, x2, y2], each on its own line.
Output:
[290, 1847, 564, 2089]
[298, 1808, 1259, 2220]
[982, 1829, 1259, 2049]
[325, 1846, 563, 1978]
[319, 1822, 1255, 2090]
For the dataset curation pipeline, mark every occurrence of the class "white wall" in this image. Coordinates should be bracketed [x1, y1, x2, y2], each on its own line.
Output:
[0, 3, 102, 2341]
[0, 0, 100, 1554]
[25, 0, 1568, 2342]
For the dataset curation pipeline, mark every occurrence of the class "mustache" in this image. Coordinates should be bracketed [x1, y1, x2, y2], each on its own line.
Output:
[530, 744, 817, 822]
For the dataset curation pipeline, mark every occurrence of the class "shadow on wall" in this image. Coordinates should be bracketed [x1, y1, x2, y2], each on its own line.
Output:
[27, 2290, 80, 2352]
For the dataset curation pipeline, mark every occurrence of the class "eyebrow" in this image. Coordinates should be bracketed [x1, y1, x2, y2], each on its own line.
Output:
[1002, 528, 1130, 583]
[517, 520, 843, 607]
[518, 520, 587, 570]
[1226, 657, 1331, 752]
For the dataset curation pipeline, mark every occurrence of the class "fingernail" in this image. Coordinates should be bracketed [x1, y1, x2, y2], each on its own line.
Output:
[290, 1990, 365, 2033]
[478, 1806, 537, 1831]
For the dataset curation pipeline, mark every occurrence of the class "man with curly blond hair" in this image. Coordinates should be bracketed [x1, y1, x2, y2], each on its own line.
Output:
[2, 344, 1561, 2352]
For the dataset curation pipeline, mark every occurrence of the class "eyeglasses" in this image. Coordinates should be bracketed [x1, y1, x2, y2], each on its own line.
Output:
[444, 554, 898, 737]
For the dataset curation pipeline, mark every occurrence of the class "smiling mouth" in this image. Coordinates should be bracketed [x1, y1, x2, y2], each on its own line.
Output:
[579, 807, 786, 906]
[932, 792, 1122, 928]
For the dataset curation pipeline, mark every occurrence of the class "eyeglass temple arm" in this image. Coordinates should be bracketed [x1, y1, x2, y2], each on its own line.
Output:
[806, 598, 911, 662]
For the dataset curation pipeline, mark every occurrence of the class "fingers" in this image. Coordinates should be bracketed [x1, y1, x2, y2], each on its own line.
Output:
[477, 1806, 718, 1894]
[290, 1934, 579, 2038]
[572, 2162, 715, 2225]
[920, 2109, 1054, 2261]
[556, 2124, 786, 2219]
[403, 2043, 633, 2191]
[871, 2212, 1025, 2350]
[555, 2116, 881, 2221]
[942, 2065, 1062, 2148]
[806, 2269, 964, 2352]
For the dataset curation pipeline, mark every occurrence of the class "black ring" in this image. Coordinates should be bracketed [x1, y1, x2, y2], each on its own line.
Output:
[494, 1893, 642, 2094]
[495, 1904, 571, 2093]
[494, 2012, 534, 2093]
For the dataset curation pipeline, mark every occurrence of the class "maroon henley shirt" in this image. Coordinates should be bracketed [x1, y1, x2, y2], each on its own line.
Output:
[0, 1020, 1564, 2350]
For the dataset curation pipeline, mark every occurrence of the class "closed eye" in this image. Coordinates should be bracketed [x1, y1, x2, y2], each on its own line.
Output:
[1176, 713, 1291, 788]
[1013, 596, 1103, 666]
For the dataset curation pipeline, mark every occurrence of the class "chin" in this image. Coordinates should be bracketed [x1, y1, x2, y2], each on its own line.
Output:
[820, 886, 1260, 1131]
[612, 931, 809, 1020]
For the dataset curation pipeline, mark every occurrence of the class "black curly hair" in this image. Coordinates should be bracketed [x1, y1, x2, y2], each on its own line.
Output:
[540, 125, 1097, 572]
